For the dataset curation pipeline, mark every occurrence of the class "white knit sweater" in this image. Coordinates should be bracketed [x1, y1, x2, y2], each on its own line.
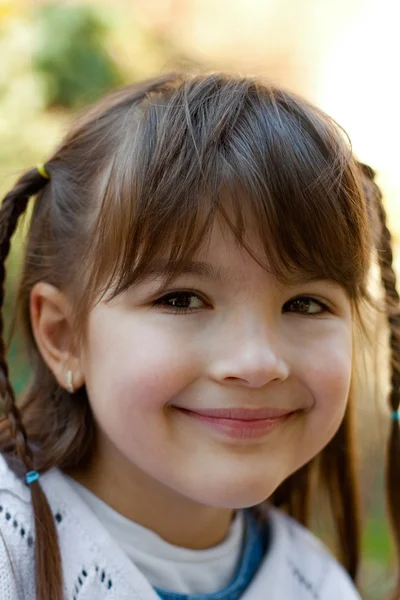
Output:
[0, 454, 361, 600]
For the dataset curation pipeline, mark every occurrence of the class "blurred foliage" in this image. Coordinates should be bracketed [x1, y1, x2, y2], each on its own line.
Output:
[0, 5, 71, 174]
[0, 0, 195, 177]
[33, 4, 123, 109]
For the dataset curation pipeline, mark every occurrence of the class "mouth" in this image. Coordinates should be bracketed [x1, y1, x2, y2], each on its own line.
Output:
[174, 406, 297, 440]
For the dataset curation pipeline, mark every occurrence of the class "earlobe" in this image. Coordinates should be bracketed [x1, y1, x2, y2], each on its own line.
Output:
[30, 282, 84, 390]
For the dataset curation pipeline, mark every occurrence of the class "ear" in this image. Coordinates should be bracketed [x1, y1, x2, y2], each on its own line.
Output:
[30, 282, 85, 391]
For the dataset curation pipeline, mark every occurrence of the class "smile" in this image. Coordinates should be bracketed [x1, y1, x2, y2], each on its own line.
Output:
[175, 407, 296, 440]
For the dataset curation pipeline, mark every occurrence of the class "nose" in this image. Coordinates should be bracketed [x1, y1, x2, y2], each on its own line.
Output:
[209, 327, 290, 389]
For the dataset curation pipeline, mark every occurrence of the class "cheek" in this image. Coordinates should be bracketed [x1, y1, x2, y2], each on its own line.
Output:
[81, 308, 202, 416]
[300, 331, 353, 435]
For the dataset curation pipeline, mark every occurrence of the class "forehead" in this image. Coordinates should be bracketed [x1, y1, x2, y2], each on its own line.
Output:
[135, 214, 328, 291]
[198, 215, 272, 277]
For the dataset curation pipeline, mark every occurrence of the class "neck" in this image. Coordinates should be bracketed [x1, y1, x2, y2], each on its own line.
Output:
[65, 435, 234, 549]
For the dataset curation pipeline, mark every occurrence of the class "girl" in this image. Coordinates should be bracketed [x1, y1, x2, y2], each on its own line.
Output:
[0, 73, 398, 600]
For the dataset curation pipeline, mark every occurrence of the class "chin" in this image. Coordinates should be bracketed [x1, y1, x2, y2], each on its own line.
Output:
[186, 479, 279, 510]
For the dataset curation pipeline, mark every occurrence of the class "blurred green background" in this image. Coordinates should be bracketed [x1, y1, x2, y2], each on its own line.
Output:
[1, 1, 398, 598]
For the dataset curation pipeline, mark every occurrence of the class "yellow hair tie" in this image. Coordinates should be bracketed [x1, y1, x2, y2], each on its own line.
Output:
[37, 163, 50, 179]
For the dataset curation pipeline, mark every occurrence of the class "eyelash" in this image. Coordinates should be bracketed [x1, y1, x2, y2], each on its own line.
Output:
[152, 291, 209, 314]
[153, 291, 331, 316]
[283, 296, 331, 316]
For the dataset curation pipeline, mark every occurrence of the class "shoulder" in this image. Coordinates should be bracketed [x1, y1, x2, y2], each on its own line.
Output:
[261, 507, 362, 599]
[0, 531, 21, 600]
[0, 452, 34, 536]
[0, 452, 33, 523]
[0, 453, 36, 598]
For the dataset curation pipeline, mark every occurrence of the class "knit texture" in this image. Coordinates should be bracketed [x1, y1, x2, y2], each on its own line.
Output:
[0, 454, 361, 600]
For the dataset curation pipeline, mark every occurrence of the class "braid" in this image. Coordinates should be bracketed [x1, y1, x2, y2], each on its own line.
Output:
[359, 163, 400, 599]
[0, 166, 65, 600]
[0, 168, 46, 467]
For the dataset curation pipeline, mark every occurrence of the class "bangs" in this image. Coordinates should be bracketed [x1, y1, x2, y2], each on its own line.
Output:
[82, 74, 370, 309]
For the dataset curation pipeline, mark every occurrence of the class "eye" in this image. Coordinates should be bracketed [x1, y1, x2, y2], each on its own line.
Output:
[283, 296, 329, 315]
[153, 291, 207, 313]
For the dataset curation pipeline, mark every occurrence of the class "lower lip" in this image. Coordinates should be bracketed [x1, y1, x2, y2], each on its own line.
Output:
[176, 409, 293, 440]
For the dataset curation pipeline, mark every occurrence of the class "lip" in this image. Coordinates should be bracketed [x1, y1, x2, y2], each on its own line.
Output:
[182, 407, 295, 420]
[175, 407, 296, 440]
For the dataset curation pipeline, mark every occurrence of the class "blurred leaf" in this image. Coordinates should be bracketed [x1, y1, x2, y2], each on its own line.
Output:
[32, 3, 123, 109]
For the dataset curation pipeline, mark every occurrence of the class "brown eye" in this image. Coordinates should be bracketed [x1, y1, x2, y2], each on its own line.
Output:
[154, 291, 206, 312]
[284, 297, 327, 315]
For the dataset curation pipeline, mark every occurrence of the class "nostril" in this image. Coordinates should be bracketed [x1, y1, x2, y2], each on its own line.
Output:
[212, 353, 289, 388]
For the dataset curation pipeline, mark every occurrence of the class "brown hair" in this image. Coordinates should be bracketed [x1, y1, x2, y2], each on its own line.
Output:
[0, 72, 397, 599]
[359, 163, 400, 599]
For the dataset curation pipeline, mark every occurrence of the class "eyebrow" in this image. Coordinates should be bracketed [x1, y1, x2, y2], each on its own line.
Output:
[137, 260, 235, 286]
[134, 259, 340, 290]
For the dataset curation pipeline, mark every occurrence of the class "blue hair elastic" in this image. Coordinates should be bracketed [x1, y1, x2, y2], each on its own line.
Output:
[392, 410, 399, 422]
[25, 471, 40, 486]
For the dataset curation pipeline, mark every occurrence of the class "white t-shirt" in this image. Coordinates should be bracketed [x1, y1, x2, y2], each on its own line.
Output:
[66, 475, 245, 594]
[0, 454, 362, 599]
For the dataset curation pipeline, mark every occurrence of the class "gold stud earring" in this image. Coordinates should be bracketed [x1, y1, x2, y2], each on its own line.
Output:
[66, 370, 74, 394]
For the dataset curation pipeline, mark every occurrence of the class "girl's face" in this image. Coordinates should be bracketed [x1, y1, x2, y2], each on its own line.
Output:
[79, 218, 353, 510]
